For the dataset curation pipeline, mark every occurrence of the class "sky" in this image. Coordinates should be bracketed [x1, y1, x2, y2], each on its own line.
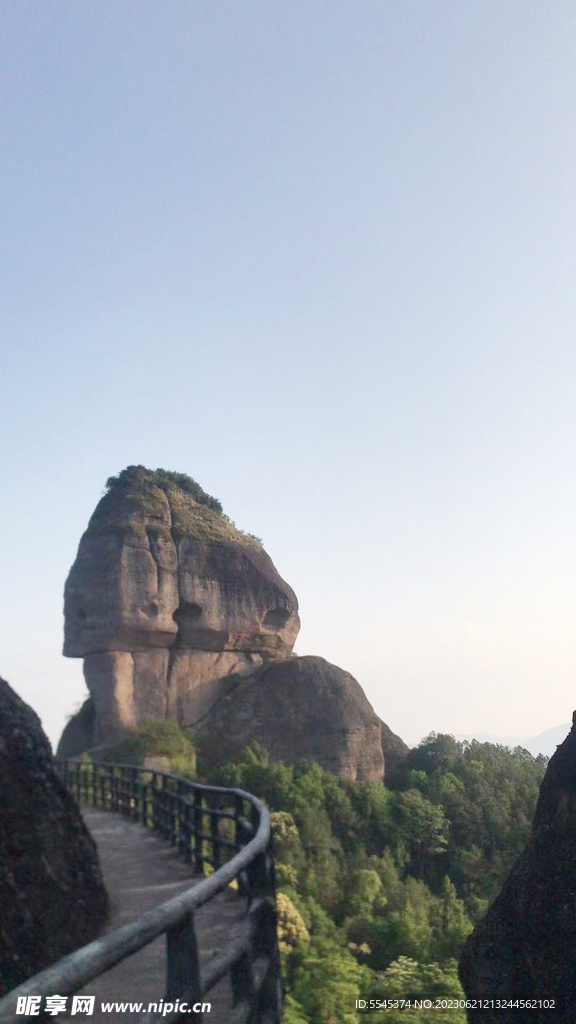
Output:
[2, 0, 576, 752]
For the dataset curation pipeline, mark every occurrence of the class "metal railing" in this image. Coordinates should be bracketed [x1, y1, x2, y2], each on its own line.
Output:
[0, 759, 282, 1024]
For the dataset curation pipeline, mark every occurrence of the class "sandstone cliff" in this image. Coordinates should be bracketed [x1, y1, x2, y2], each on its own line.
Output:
[192, 655, 392, 782]
[459, 715, 576, 1022]
[60, 466, 407, 781]
[63, 466, 299, 744]
[0, 676, 107, 997]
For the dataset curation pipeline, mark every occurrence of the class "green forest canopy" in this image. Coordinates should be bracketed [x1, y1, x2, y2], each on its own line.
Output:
[124, 724, 547, 1024]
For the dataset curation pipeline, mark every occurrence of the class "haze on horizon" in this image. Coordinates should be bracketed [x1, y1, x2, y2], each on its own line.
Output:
[2, 1, 576, 753]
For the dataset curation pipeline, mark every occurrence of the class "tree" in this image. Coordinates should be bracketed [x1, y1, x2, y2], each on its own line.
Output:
[393, 790, 448, 878]
[292, 950, 370, 1024]
[345, 869, 386, 919]
[277, 892, 310, 955]
[433, 878, 473, 959]
[368, 957, 467, 1023]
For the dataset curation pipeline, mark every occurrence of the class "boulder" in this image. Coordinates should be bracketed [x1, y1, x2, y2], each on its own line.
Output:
[459, 716, 576, 1022]
[192, 655, 387, 781]
[0, 676, 107, 997]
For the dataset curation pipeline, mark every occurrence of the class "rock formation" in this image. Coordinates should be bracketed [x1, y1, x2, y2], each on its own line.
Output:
[459, 715, 576, 1022]
[193, 655, 394, 781]
[0, 676, 107, 997]
[62, 466, 299, 745]
[60, 466, 407, 780]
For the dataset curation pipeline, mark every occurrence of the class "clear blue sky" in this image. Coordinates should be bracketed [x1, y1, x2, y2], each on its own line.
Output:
[2, 1, 576, 750]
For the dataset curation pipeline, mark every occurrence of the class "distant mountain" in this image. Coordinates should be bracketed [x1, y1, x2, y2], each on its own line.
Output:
[455, 723, 571, 758]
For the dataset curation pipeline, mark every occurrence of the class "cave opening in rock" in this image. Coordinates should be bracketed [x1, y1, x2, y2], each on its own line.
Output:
[173, 602, 203, 624]
[263, 607, 290, 629]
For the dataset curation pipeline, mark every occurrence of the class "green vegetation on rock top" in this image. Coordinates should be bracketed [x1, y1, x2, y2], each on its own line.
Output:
[94, 465, 263, 547]
[105, 465, 224, 513]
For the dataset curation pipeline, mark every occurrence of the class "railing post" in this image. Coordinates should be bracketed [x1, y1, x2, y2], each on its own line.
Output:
[210, 802, 221, 871]
[105, 765, 112, 809]
[176, 781, 187, 857]
[165, 912, 202, 1021]
[111, 768, 118, 813]
[79, 760, 86, 803]
[235, 814, 254, 898]
[230, 947, 255, 1019]
[183, 803, 193, 863]
[247, 848, 274, 903]
[250, 897, 283, 1024]
[170, 786, 178, 847]
[120, 766, 129, 816]
[146, 774, 155, 829]
[151, 773, 160, 833]
[231, 898, 283, 1024]
[234, 794, 244, 843]
[245, 822, 282, 1024]
[193, 790, 203, 874]
[131, 766, 139, 821]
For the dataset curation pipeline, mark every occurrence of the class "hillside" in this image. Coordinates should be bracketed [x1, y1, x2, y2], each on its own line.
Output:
[110, 721, 546, 1023]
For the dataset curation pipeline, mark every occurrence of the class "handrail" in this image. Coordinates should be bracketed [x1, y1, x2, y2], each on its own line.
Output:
[0, 759, 282, 1024]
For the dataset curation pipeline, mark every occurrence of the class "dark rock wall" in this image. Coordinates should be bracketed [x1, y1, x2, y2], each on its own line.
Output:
[0, 677, 108, 997]
[459, 715, 576, 1023]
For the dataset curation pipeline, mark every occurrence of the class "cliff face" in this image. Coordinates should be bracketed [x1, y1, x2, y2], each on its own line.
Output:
[60, 467, 407, 781]
[379, 718, 410, 779]
[459, 715, 576, 1023]
[0, 676, 107, 996]
[193, 656, 388, 782]
[63, 467, 299, 743]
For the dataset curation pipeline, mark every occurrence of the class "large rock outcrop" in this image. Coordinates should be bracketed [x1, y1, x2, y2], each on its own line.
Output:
[60, 466, 408, 781]
[192, 656, 398, 782]
[62, 467, 299, 745]
[0, 676, 107, 997]
[459, 715, 576, 1022]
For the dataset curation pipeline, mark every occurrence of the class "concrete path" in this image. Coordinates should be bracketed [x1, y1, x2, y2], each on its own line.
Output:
[74, 808, 245, 1023]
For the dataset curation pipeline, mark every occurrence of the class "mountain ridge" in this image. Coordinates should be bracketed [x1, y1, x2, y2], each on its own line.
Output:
[454, 722, 570, 758]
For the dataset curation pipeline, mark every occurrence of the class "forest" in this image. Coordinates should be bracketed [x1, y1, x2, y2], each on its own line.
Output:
[208, 734, 547, 1023]
[109, 721, 547, 1022]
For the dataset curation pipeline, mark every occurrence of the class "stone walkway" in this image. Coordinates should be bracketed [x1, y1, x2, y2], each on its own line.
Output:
[75, 808, 245, 1023]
